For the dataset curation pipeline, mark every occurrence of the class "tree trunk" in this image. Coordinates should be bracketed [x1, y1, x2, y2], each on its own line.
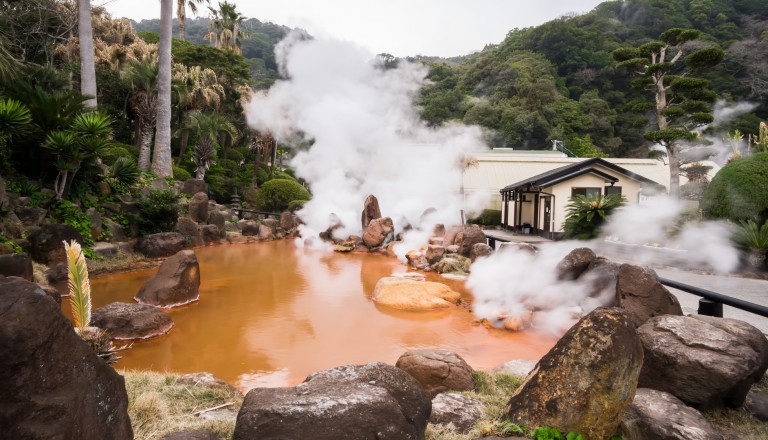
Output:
[176, 130, 190, 165]
[252, 147, 260, 188]
[138, 127, 153, 171]
[152, 0, 174, 178]
[668, 146, 680, 199]
[195, 168, 205, 180]
[78, 0, 98, 108]
[177, 0, 186, 40]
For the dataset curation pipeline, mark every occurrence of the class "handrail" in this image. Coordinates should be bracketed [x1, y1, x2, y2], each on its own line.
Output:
[659, 277, 768, 318]
[232, 208, 282, 219]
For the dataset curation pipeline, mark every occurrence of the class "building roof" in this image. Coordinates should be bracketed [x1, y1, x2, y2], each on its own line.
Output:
[499, 158, 663, 193]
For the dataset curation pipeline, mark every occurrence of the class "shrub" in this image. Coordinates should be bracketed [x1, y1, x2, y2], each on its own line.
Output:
[136, 189, 180, 234]
[469, 209, 502, 225]
[101, 144, 134, 165]
[287, 199, 307, 212]
[255, 179, 310, 212]
[51, 199, 95, 255]
[562, 194, 626, 240]
[172, 166, 191, 181]
[700, 152, 768, 223]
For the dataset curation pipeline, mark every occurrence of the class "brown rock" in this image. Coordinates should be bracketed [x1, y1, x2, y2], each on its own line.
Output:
[181, 179, 208, 197]
[176, 216, 203, 246]
[372, 277, 461, 310]
[443, 225, 462, 247]
[104, 218, 126, 242]
[201, 224, 223, 244]
[258, 223, 274, 240]
[240, 220, 260, 236]
[136, 250, 201, 308]
[0, 276, 132, 439]
[396, 349, 474, 397]
[279, 211, 295, 231]
[470, 242, 492, 261]
[406, 250, 430, 270]
[226, 232, 247, 244]
[207, 210, 226, 231]
[161, 430, 221, 440]
[135, 232, 186, 258]
[745, 390, 768, 422]
[620, 388, 723, 440]
[616, 264, 683, 327]
[28, 223, 84, 264]
[15, 206, 47, 228]
[361, 194, 382, 229]
[507, 308, 644, 440]
[233, 362, 430, 440]
[425, 245, 445, 265]
[637, 315, 768, 407]
[0, 253, 33, 281]
[363, 217, 394, 248]
[579, 257, 620, 303]
[555, 247, 596, 280]
[188, 192, 209, 223]
[433, 223, 446, 238]
[429, 393, 483, 433]
[91, 302, 174, 340]
[86, 207, 102, 240]
[455, 225, 486, 257]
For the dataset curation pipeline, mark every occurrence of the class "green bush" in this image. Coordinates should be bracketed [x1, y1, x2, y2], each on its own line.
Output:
[50, 200, 96, 257]
[136, 189, 180, 234]
[172, 166, 191, 181]
[700, 152, 768, 223]
[225, 149, 244, 163]
[287, 199, 307, 212]
[469, 209, 502, 225]
[101, 144, 134, 165]
[255, 179, 310, 212]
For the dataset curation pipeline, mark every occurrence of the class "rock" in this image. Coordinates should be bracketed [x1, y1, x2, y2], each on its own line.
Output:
[102, 202, 121, 214]
[93, 242, 119, 258]
[258, 223, 274, 240]
[188, 192, 209, 223]
[455, 225, 486, 257]
[637, 314, 768, 407]
[428, 237, 444, 246]
[91, 302, 174, 340]
[745, 390, 768, 422]
[432, 223, 446, 238]
[620, 388, 723, 440]
[0, 210, 25, 239]
[182, 179, 208, 197]
[240, 221, 260, 236]
[470, 242, 493, 261]
[425, 245, 445, 265]
[28, 223, 84, 264]
[491, 359, 538, 377]
[176, 216, 203, 246]
[363, 217, 394, 248]
[136, 250, 201, 308]
[207, 210, 226, 231]
[45, 261, 68, 284]
[406, 250, 430, 270]
[279, 211, 295, 231]
[579, 257, 620, 304]
[120, 201, 140, 217]
[507, 308, 644, 440]
[226, 232, 247, 244]
[445, 244, 460, 254]
[86, 208, 102, 240]
[555, 247, 596, 280]
[104, 218, 126, 242]
[161, 430, 221, 440]
[361, 194, 382, 229]
[395, 349, 474, 397]
[15, 206, 47, 227]
[39, 284, 61, 305]
[433, 255, 471, 274]
[233, 362, 430, 440]
[429, 393, 483, 433]
[372, 277, 461, 310]
[443, 226, 462, 247]
[0, 277, 132, 439]
[0, 253, 33, 281]
[616, 264, 683, 327]
[177, 372, 241, 396]
[135, 232, 186, 258]
[201, 224, 223, 244]
[498, 242, 537, 254]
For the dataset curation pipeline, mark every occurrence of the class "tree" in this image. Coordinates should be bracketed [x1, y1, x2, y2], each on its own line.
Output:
[172, 63, 224, 164]
[177, 0, 209, 41]
[78, 0, 98, 108]
[122, 61, 158, 171]
[613, 28, 725, 198]
[152, 0, 173, 178]
[205, 1, 248, 54]
[182, 111, 236, 180]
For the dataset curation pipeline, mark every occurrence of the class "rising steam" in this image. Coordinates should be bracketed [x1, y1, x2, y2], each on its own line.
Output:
[245, 33, 489, 246]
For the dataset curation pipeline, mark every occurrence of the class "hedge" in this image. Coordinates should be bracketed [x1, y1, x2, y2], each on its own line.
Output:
[700, 152, 768, 223]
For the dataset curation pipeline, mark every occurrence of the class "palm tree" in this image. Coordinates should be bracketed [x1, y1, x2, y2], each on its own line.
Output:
[122, 61, 158, 171]
[78, 0, 98, 108]
[183, 111, 236, 180]
[172, 63, 224, 164]
[152, 0, 173, 178]
[204, 1, 247, 54]
[0, 33, 20, 84]
[192, 136, 215, 180]
[177, 0, 209, 41]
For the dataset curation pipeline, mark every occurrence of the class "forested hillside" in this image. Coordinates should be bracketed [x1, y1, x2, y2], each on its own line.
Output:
[417, 0, 768, 157]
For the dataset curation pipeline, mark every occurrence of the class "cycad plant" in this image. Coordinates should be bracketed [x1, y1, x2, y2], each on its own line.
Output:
[64, 240, 120, 365]
[563, 194, 626, 240]
[192, 136, 216, 180]
[733, 220, 768, 268]
[0, 98, 32, 173]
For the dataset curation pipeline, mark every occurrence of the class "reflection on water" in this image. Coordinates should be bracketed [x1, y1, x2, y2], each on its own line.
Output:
[80, 240, 555, 391]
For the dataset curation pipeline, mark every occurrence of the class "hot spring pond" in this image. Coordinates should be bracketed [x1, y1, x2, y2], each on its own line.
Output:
[74, 240, 555, 392]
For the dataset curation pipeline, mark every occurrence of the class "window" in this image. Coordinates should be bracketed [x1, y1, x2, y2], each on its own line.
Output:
[605, 186, 622, 196]
[571, 187, 601, 198]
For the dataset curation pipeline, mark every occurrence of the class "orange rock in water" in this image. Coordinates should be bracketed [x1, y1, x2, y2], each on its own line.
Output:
[372, 277, 461, 310]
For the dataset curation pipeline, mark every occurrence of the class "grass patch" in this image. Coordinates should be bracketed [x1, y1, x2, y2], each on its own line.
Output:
[122, 370, 243, 440]
[87, 251, 154, 276]
[702, 374, 768, 440]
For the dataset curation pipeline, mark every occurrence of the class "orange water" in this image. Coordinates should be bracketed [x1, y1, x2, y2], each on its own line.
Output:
[79, 240, 555, 391]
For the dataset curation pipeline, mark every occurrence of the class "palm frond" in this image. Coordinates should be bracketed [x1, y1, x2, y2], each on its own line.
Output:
[64, 240, 91, 331]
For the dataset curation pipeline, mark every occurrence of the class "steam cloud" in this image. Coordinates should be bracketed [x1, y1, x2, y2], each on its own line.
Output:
[245, 33, 489, 248]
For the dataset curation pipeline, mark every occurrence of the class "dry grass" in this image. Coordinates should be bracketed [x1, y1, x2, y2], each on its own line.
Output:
[702, 374, 768, 440]
[122, 370, 243, 440]
[32, 261, 51, 287]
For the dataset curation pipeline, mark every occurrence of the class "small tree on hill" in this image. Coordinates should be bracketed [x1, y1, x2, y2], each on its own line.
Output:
[613, 28, 724, 198]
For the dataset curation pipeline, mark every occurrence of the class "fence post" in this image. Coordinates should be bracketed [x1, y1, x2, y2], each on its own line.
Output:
[698, 299, 723, 317]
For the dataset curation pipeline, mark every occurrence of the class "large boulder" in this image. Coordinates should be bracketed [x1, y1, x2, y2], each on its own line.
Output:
[86, 207, 102, 240]
[425, 245, 445, 266]
[363, 217, 394, 248]
[429, 393, 483, 434]
[104, 218, 126, 242]
[135, 250, 201, 308]
[637, 315, 768, 407]
[258, 219, 277, 240]
[28, 223, 84, 264]
[181, 179, 208, 197]
[395, 349, 474, 397]
[507, 307, 644, 440]
[201, 225, 223, 244]
[454, 225, 486, 257]
[372, 277, 461, 310]
[207, 210, 226, 231]
[135, 232, 186, 258]
[240, 220, 260, 236]
[555, 247, 596, 280]
[279, 211, 295, 231]
[91, 302, 174, 340]
[176, 216, 203, 247]
[233, 362, 431, 440]
[615, 264, 683, 327]
[0, 277, 132, 439]
[442, 225, 462, 247]
[361, 194, 382, 229]
[0, 253, 33, 281]
[620, 388, 723, 440]
[15, 206, 47, 228]
[579, 257, 621, 304]
[470, 242, 492, 261]
[188, 192, 209, 224]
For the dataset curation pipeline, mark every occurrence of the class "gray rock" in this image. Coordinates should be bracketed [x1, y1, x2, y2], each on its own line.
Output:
[177, 372, 241, 396]
[93, 242, 118, 258]
[86, 207, 102, 240]
[91, 302, 174, 340]
[240, 221, 260, 236]
[490, 359, 538, 377]
[395, 349, 474, 398]
[161, 430, 220, 440]
[104, 218, 126, 242]
[620, 388, 723, 440]
[15, 206, 47, 227]
[201, 224, 223, 244]
[555, 247, 596, 280]
[430, 393, 483, 433]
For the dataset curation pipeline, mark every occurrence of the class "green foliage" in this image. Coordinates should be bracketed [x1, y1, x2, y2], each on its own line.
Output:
[468, 209, 502, 226]
[733, 220, 768, 251]
[287, 199, 306, 212]
[0, 235, 22, 253]
[136, 189, 181, 234]
[563, 193, 626, 239]
[105, 157, 140, 191]
[51, 200, 95, 257]
[137, 30, 160, 44]
[700, 152, 768, 223]
[254, 179, 310, 212]
[172, 166, 192, 181]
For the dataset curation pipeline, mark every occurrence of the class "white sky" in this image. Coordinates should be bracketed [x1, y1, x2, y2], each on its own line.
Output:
[99, 0, 605, 57]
